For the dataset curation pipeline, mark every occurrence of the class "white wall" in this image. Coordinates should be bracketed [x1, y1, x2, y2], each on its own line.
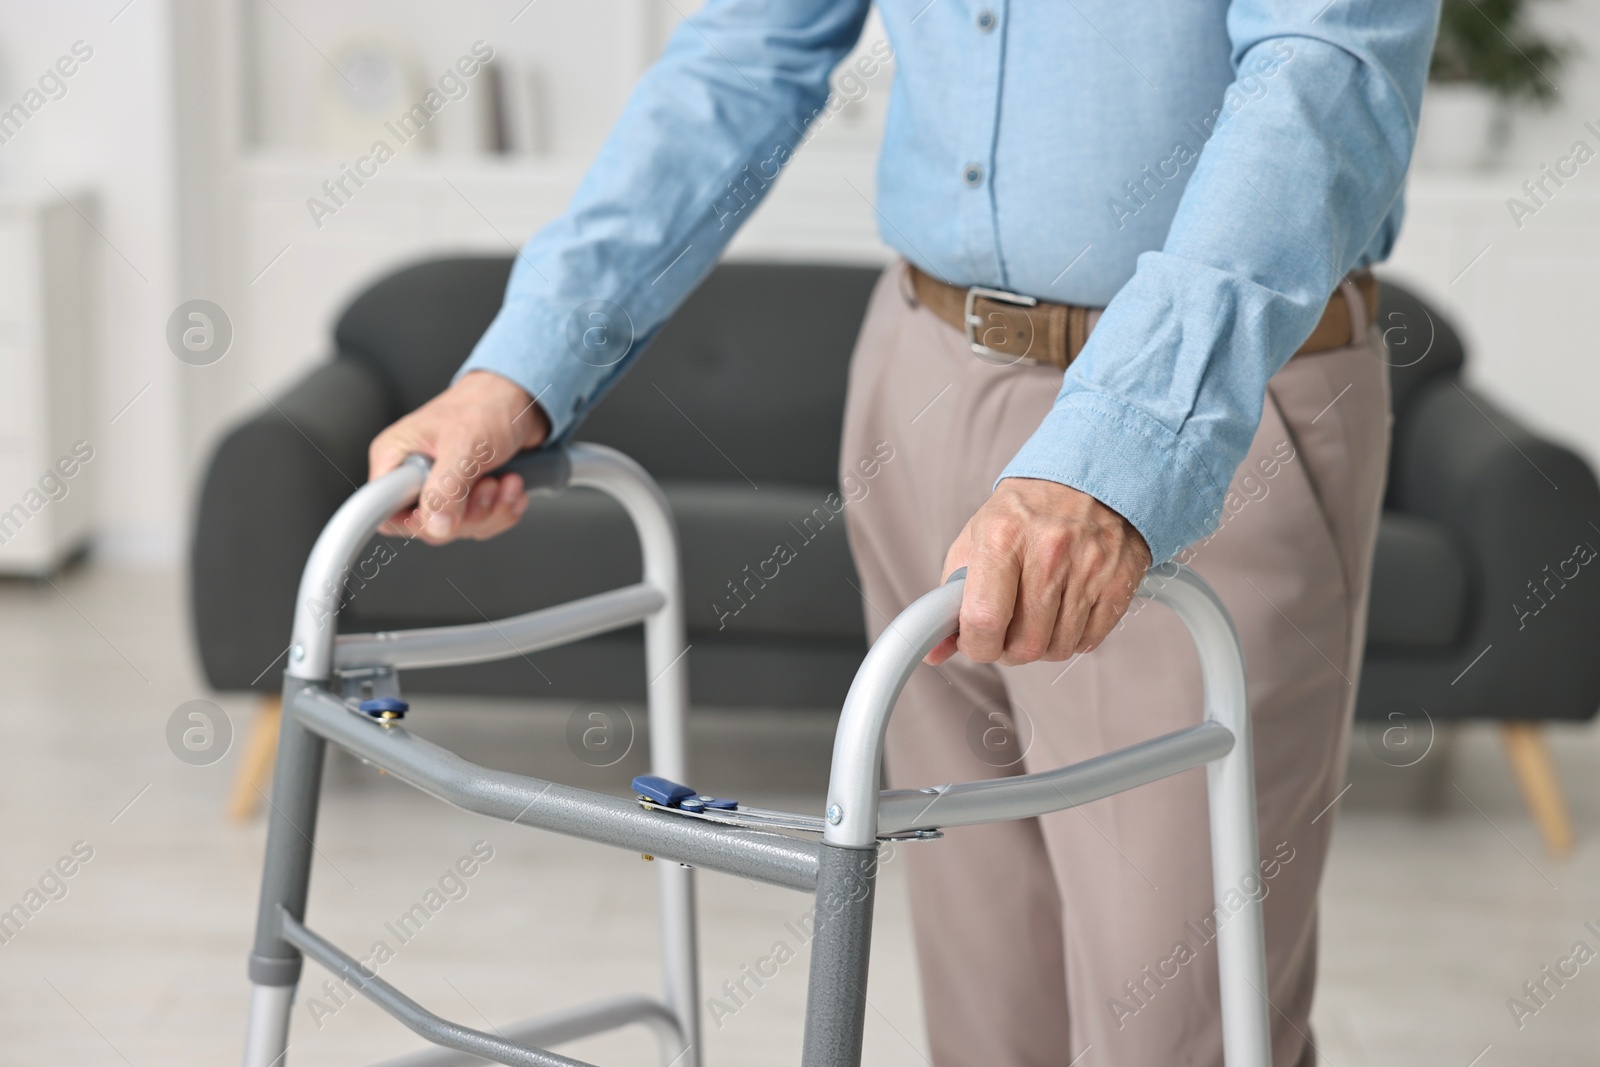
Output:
[0, 1, 182, 565]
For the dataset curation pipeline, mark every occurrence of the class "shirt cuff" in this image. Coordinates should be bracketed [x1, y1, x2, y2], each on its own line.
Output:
[996, 391, 1230, 564]
[453, 297, 621, 443]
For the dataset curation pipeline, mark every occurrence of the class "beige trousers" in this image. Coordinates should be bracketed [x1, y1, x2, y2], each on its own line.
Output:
[839, 264, 1390, 1067]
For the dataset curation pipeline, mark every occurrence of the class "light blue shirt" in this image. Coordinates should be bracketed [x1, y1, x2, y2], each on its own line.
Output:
[460, 0, 1439, 563]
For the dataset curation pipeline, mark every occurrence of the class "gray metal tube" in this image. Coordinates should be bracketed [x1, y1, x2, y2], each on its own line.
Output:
[799, 845, 881, 1067]
[1138, 565, 1273, 1066]
[291, 684, 820, 892]
[248, 675, 332, 975]
[876, 721, 1235, 835]
[287, 455, 431, 681]
[241, 674, 333, 1067]
[279, 909, 594, 1067]
[335, 583, 665, 671]
[240, 985, 293, 1067]
[566, 448, 702, 1066]
[287, 445, 579, 682]
[822, 577, 964, 848]
[369, 996, 683, 1067]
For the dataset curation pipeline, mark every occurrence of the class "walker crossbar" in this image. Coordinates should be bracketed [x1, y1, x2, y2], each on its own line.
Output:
[875, 719, 1235, 835]
[241, 442, 1272, 1067]
[278, 908, 624, 1067]
[288, 680, 822, 892]
[366, 994, 682, 1067]
[335, 582, 666, 672]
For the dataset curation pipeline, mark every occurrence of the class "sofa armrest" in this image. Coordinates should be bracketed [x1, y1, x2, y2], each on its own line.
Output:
[1384, 376, 1600, 719]
[189, 358, 394, 691]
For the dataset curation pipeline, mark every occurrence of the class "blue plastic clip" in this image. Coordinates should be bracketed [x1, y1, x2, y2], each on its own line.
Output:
[632, 776, 739, 811]
[358, 697, 409, 720]
[632, 775, 697, 808]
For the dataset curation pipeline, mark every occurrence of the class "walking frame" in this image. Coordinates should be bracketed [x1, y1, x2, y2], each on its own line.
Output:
[241, 442, 1273, 1067]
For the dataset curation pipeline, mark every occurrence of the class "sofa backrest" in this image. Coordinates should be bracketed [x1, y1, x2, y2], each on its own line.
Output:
[335, 256, 516, 416]
[334, 256, 881, 486]
[580, 261, 880, 484]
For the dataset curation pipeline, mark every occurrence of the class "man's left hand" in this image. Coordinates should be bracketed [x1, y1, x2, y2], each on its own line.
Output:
[928, 478, 1152, 666]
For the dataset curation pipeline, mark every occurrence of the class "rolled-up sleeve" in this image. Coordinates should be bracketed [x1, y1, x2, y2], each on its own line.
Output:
[999, 1, 1439, 563]
[458, 0, 870, 438]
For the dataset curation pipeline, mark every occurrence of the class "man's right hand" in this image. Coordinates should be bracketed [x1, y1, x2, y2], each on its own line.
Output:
[368, 370, 551, 544]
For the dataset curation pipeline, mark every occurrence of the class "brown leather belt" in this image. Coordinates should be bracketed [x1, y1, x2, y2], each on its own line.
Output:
[908, 263, 1378, 370]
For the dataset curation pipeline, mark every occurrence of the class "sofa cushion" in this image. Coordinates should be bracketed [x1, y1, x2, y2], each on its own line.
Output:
[578, 262, 881, 485]
[1364, 513, 1469, 652]
[340, 480, 867, 644]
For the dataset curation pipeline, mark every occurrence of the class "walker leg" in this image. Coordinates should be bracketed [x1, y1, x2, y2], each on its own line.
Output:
[642, 544, 701, 1067]
[1207, 725, 1273, 1066]
[800, 844, 880, 1067]
[242, 680, 329, 1067]
[657, 862, 699, 1066]
[242, 984, 295, 1067]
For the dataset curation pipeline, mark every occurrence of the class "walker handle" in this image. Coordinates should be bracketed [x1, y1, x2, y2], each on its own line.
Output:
[487, 447, 572, 495]
[286, 442, 680, 683]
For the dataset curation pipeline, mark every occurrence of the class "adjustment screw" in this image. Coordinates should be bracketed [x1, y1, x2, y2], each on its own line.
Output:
[826, 804, 843, 825]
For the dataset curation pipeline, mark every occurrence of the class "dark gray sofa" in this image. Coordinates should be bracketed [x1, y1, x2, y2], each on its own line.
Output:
[193, 257, 1600, 847]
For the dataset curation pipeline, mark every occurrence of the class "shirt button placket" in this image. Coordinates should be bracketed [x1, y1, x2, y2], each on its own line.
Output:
[958, 1, 1006, 283]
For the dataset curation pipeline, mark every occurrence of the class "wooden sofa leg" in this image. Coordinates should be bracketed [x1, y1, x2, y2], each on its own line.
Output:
[1500, 722, 1575, 858]
[227, 695, 282, 822]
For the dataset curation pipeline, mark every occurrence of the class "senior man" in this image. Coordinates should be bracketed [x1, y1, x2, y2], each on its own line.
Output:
[369, 2, 1439, 1063]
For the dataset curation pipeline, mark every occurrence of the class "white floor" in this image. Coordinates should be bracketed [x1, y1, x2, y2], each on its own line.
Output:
[0, 565, 1596, 1066]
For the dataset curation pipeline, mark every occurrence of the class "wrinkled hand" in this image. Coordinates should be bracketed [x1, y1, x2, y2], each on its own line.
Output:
[368, 371, 550, 544]
[928, 478, 1152, 666]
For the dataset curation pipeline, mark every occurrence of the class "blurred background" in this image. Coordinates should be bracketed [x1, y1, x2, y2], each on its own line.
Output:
[0, 1, 1598, 1064]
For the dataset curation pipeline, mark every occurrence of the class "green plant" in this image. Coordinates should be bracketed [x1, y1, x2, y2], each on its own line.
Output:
[1431, 0, 1567, 104]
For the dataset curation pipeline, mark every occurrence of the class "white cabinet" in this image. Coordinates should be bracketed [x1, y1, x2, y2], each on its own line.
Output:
[0, 189, 96, 576]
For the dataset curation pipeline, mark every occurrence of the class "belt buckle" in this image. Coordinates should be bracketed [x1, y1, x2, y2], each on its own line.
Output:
[964, 285, 1039, 365]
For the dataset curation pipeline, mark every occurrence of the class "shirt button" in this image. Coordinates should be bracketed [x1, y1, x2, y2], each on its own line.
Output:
[976, 9, 997, 32]
[962, 163, 984, 187]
